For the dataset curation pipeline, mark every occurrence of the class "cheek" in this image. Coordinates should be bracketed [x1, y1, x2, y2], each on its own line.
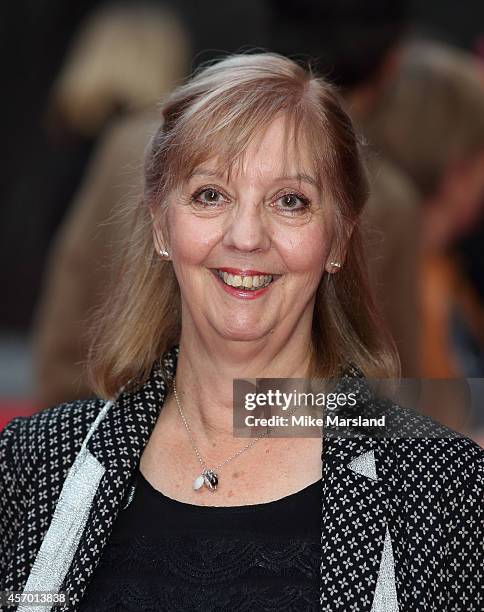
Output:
[168, 206, 220, 264]
[273, 222, 330, 275]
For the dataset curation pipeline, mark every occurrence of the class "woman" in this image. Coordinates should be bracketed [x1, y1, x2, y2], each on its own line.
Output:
[0, 53, 482, 611]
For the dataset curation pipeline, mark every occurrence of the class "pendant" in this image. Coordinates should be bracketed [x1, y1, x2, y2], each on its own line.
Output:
[193, 468, 219, 492]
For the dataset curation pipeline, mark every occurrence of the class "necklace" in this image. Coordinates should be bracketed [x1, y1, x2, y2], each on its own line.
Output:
[172, 378, 274, 493]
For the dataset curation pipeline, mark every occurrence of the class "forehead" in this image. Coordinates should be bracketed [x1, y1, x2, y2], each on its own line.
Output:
[187, 114, 320, 188]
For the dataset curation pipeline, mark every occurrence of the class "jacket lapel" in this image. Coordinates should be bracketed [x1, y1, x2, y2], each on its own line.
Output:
[320, 370, 399, 611]
[57, 347, 178, 609]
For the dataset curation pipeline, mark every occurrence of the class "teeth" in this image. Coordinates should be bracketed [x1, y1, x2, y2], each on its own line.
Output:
[217, 271, 273, 290]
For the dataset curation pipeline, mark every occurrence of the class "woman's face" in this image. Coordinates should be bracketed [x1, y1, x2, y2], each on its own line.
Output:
[158, 115, 338, 343]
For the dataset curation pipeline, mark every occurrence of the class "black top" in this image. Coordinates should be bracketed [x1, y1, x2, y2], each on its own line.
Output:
[79, 469, 322, 611]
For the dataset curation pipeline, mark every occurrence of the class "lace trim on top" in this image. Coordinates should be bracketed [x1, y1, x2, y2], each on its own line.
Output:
[80, 471, 322, 611]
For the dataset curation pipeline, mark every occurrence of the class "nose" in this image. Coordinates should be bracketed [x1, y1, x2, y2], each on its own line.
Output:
[222, 200, 271, 253]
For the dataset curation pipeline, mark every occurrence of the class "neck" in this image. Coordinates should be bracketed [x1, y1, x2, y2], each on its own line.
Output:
[169, 313, 313, 446]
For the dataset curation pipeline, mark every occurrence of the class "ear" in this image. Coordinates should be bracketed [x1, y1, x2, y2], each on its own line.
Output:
[149, 197, 159, 223]
[152, 225, 164, 256]
[325, 219, 356, 274]
[149, 201, 169, 256]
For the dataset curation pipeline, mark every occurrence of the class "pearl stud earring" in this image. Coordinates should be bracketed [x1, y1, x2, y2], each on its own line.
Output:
[329, 261, 342, 269]
[159, 249, 170, 258]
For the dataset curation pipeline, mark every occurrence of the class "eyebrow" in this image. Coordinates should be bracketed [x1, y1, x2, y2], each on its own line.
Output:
[188, 169, 319, 188]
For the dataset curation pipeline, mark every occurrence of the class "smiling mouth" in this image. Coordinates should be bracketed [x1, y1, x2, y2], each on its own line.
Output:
[211, 269, 279, 291]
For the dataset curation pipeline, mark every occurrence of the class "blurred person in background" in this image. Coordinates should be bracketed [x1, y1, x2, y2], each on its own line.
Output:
[268, 0, 422, 379]
[31, 1, 190, 407]
[365, 41, 484, 433]
[365, 41, 484, 379]
[45, 1, 188, 140]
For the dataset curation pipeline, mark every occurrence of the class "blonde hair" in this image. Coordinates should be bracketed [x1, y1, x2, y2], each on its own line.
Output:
[367, 40, 484, 197]
[87, 52, 400, 398]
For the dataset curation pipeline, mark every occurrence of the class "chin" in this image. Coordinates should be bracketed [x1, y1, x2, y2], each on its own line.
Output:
[214, 322, 273, 343]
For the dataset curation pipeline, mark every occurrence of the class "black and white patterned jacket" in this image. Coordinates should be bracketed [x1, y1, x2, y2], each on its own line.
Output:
[0, 346, 482, 611]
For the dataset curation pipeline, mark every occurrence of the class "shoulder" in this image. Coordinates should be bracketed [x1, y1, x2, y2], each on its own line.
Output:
[0, 399, 110, 583]
[0, 398, 107, 487]
[375, 400, 483, 501]
[338, 371, 483, 495]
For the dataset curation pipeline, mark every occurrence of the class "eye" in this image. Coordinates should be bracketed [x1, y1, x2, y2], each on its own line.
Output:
[275, 192, 311, 213]
[191, 187, 226, 206]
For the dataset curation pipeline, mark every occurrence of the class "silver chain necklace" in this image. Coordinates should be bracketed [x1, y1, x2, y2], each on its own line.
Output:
[172, 377, 275, 493]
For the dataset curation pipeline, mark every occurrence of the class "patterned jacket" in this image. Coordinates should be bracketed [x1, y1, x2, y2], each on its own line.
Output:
[0, 346, 482, 611]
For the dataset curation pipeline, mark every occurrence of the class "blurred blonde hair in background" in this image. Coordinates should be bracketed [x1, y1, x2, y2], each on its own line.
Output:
[47, 1, 190, 137]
